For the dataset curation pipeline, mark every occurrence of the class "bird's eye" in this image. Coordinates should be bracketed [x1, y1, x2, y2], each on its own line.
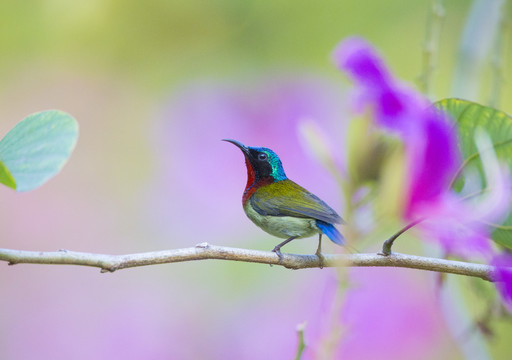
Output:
[258, 153, 268, 161]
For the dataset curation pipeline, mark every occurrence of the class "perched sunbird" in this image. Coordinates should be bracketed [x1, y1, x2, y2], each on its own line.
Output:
[223, 139, 344, 264]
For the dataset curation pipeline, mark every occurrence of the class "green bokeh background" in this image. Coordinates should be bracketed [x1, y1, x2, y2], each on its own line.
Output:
[1, 0, 509, 101]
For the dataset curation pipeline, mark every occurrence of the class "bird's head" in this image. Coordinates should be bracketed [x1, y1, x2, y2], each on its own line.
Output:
[223, 139, 287, 182]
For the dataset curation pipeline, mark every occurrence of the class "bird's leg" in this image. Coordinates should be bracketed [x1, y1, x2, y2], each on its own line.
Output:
[315, 234, 325, 269]
[272, 236, 297, 263]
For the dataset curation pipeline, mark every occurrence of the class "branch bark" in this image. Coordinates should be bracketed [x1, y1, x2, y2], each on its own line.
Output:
[0, 243, 497, 281]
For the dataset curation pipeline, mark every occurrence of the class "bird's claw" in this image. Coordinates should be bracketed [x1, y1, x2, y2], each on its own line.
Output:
[272, 247, 284, 264]
[315, 251, 325, 269]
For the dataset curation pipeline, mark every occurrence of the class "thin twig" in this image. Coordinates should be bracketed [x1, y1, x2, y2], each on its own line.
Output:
[380, 218, 426, 256]
[0, 243, 496, 282]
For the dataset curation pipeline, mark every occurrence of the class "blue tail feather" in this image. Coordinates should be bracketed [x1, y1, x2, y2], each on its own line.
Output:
[316, 220, 344, 246]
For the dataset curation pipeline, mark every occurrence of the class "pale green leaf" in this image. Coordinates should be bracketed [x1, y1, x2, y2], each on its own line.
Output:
[0, 110, 79, 192]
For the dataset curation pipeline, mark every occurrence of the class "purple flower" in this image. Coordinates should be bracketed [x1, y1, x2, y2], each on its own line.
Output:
[333, 36, 512, 317]
[332, 37, 512, 260]
[333, 37, 426, 136]
[404, 111, 460, 218]
[334, 37, 459, 220]
[493, 254, 512, 312]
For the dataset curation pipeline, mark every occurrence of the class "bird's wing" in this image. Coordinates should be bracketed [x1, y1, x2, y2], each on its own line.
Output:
[250, 179, 344, 224]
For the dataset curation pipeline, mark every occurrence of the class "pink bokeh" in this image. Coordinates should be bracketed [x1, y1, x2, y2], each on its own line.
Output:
[147, 75, 346, 247]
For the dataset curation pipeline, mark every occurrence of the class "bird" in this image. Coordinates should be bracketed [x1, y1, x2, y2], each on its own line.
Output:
[223, 139, 344, 265]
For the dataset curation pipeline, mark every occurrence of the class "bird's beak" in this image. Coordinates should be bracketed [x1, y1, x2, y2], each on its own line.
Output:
[222, 139, 250, 155]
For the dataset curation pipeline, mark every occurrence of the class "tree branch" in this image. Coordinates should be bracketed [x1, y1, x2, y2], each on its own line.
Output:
[0, 243, 497, 281]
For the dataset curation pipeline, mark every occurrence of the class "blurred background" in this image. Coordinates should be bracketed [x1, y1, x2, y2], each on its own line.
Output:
[0, 0, 510, 359]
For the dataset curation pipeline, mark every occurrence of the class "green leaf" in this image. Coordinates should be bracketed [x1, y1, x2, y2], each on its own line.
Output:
[0, 110, 79, 192]
[435, 98, 512, 249]
[0, 159, 16, 189]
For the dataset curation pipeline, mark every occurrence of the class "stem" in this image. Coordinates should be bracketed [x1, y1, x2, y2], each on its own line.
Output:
[294, 322, 307, 360]
[451, 0, 504, 100]
[380, 218, 425, 256]
[418, 0, 445, 97]
[488, 3, 508, 108]
[0, 244, 497, 281]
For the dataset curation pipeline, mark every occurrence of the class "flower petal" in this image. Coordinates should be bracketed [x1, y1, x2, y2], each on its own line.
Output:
[492, 254, 512, 312]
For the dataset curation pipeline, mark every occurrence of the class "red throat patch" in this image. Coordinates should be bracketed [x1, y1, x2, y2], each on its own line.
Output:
[244, 155, 255, 191]
[242, 178, 273, 205]
[241, 154, 274, 204]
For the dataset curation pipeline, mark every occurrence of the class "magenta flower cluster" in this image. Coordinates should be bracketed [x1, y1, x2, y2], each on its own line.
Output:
[333, 36, 512, 309]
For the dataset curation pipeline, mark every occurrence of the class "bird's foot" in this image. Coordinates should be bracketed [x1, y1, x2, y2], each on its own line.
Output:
[272, 246, 284, 264]
[315, 250, 325, 269]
